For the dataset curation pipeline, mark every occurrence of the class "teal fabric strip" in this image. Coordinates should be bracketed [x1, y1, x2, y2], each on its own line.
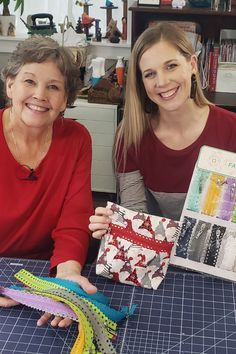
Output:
[11, 283, 134, 323]
[39, 277, 109, 305]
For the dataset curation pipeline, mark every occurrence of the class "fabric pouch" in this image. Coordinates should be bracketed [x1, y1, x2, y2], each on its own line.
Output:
[96, 202, 180, 290]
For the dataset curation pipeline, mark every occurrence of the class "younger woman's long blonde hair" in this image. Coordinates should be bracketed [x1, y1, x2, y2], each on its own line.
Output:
[114, 22, 210, 170]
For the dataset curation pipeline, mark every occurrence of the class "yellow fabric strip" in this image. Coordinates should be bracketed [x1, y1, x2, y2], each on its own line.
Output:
[201, 173, 225, 216]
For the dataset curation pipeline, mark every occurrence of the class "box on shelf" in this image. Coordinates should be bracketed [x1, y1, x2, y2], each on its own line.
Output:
[216, 64, 236, 93]
[215, 29, 236, 93]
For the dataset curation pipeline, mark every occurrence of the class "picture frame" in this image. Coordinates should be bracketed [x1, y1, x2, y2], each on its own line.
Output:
[138, 0, 160, 5]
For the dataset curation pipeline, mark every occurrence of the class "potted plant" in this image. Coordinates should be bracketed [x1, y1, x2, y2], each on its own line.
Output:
[0, 0, 24, 36]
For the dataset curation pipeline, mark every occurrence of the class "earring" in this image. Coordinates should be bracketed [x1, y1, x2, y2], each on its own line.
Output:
[190, 74, 197, 99]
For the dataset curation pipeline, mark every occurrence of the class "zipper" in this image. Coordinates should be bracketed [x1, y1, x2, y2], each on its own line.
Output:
[110, 224, 174, 255]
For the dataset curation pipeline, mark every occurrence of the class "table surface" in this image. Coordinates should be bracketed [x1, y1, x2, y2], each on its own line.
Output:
[0, 257, 235, 354]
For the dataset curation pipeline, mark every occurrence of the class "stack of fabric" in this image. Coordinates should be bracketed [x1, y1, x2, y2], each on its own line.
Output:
[0, 269, 137, 354]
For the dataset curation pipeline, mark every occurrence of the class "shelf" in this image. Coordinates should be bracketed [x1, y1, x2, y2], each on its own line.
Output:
[130, 3, 236, 16]
[129, 2, 236, 44]
[129, 1, 236, 111]
[90, 38, 131, 48]
[205, 91, 236, 112]
[0, 35, 28, 53]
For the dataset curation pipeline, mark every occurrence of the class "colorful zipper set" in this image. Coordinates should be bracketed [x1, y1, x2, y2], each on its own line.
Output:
[173, 146, 236, 278]
[187, 171, 236, 222]
[0, 269, 137, 354]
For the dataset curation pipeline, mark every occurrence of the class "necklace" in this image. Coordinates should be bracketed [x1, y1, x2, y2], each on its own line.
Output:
[9, 115, 51, 171]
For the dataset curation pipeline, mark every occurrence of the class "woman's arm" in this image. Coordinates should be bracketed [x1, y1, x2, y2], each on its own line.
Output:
[50, 124, 94, 271]
[117, 170, 148, 212]
[89, 170, 147, 239]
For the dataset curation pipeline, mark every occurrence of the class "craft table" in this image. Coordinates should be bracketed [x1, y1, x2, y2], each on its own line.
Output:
[0, 257, 235, 354]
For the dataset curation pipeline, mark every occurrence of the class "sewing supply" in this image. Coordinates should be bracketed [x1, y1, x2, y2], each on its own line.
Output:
[204, 225, 226, 266]
[175, 216, 196, 258]
[187, 220, 211, 262]
[171, 145, 236, 282]
[216, 229, 236, 271]
[187, 169, 210, 212]
[201, 173, 225, 216]
[96, 202, 179, 290]
[115, 56, 125, 87]
[2, 269, 137, 354]
[217, 178, 236, 221]
[0, 287, 78, 321]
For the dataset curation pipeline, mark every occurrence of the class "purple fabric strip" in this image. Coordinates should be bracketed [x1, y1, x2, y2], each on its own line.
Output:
[218, 178, 236, 221]
[0, 287, 78, 321]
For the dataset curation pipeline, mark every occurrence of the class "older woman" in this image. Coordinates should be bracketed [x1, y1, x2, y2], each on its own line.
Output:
[0, 35, 96, 326]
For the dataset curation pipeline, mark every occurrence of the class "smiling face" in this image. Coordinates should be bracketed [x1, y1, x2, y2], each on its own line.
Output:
[139, 40, 197, 113]
[6, 60, 67, 129]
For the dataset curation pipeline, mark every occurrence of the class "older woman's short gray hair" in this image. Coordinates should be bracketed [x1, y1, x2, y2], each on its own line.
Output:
[1, 35, 81, 106]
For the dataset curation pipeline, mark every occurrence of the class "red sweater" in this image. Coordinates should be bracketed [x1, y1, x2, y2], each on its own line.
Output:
[0, 109, 93, 270]
[119, 105, 236, 193]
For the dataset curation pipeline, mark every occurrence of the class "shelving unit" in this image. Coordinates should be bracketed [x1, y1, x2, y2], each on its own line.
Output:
[130, 3, 236, 45]
[129, 2, 236, 111]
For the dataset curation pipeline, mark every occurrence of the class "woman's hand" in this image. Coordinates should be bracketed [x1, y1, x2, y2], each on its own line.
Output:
[0, 296, 19, 308]
[37, 260, 97, 328]
[89, 207, 113, 239]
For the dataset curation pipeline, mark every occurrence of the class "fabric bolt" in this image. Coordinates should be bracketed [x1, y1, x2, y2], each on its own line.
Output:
[96, 202, 179, 290]
[116, 105, 236, 221]
[0, 108, 93, 271]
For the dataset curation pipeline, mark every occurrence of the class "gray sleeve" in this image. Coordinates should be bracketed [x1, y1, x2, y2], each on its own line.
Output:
[117, 170, 148, 213]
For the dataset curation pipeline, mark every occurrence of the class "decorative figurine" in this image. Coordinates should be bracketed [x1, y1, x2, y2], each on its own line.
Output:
[7, 22, 15, 36]
[94, 18, 101, 40]
[106, 0, 114, 7]
[75, 17, 84, 33]
[96, 28, 102, 42]
[75, 1, 93, 16]
[121, 16, 127, 40]
[75, 0, 91, 5]
[106, 18, 122, 43]
[100, 2, 118, 27]
[82, 12, 95, 39]
[81, 12, 95, 27]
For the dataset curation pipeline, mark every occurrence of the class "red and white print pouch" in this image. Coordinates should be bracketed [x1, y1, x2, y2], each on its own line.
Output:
[96, 202, 180, 290]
